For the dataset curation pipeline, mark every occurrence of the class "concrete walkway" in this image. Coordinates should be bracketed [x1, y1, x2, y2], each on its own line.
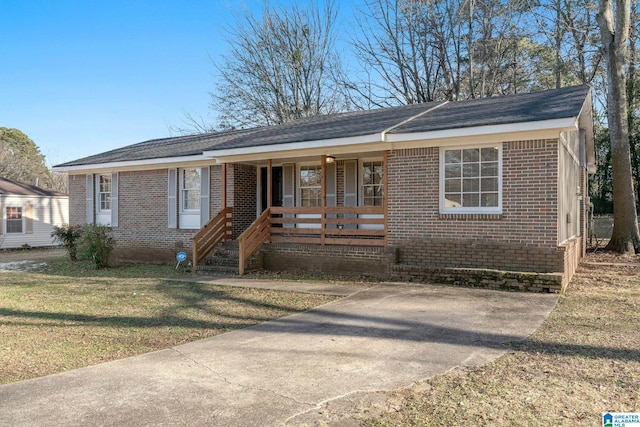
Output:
[0, 281, 558, 427]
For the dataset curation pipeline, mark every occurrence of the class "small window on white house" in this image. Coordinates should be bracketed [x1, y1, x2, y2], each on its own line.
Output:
[6, 207, 23, 233]
[362, 160, 384, 206]
[181, 168, 201, 211]
[299, 165, 322, 207]
[98, 175, 112, 212]
[441, 145, 502, 213]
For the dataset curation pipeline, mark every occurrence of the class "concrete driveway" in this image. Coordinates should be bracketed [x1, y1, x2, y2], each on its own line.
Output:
[0, 281, 558, 426]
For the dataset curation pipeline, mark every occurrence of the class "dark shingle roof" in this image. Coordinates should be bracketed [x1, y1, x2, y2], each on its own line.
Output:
[0, 176, 67, 197]
[390, 85, 590, 134]
[55, 127, 262, 168]
[210, 101, 442, 150]
[55, 85, 590, 168]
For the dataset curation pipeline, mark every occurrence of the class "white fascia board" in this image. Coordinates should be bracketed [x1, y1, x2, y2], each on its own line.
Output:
[204, 134, 382, 163]
[53, 155, 211, 174]
[385, 117, 579, 145]
[210, 141, 391, 164]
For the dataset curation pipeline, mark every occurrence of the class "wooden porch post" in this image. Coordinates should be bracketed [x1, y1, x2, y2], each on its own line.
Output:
[222, 163, 227, 209]
[267, 159, 272, 242]
[267, 159, 273, 209]
[383, 150, 388, 247]
[321, 155, 327, 245]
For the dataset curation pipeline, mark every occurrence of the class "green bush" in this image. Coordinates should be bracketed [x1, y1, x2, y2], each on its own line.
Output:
[51, 224, 83, 261]
[77, 224, 114, 269]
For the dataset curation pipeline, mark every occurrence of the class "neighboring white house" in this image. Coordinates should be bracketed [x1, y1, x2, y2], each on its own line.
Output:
[0, 177, 69, 250]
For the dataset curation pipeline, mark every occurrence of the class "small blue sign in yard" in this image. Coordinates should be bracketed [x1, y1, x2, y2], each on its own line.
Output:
[176, 251, 187, 270]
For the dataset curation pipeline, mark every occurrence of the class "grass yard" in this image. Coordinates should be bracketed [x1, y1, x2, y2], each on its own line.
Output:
[358, 252, 640, 427]
[0, 250, 337, 385]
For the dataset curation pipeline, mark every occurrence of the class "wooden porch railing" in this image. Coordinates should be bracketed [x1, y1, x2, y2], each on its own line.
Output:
[192, 207, 233, 268]
[237, 205, 386, 275]
[237, 208, 271, 275]
[270, 206, 385, 246]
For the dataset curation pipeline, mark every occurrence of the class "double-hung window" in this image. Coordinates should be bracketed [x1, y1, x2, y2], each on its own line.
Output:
[181, 168, 201, 212]
[168, 167, 209, 230]
[299, 165, 322, 207]
[361, 160, 384, 206]
[98, 175, 112, 212]
[441, 145, 501, 214]
[6, 207, 23, 233]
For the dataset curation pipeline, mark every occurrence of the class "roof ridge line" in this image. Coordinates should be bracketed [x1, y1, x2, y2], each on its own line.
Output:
[380, 100, 449, 140]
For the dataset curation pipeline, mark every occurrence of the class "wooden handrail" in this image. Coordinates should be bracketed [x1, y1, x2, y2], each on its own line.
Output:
[192, 207, 233, 268]
[237, 208, 271, 275]
[269, 205, 386, 247]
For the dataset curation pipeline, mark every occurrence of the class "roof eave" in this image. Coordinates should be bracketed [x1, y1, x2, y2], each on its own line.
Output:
[206, 118, 580, 163]
[386, 117, 579, 144]
[203, 134, 384, 163]
[53, 154, 212, 173]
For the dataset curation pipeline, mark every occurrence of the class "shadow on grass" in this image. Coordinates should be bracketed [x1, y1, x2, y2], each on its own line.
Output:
[2, 303, 638, 363]
[510, 339, 640, 363]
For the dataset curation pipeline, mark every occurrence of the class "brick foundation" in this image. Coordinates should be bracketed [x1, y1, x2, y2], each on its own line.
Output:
[391, 265, 564, 292]
[260, 243, 394, 278]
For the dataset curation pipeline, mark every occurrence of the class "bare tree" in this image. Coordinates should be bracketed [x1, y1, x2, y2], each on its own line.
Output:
[346, 0, 535, 107]
[347, 0, 465, 107]
[597, 0, 640, 253]
[532, 0, 602, 87]
[210, 1, 345, 129]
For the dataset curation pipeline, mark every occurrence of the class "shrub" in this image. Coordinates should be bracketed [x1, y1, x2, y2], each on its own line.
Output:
[77, 224, 114, 269]
[51, 224, 83, 261]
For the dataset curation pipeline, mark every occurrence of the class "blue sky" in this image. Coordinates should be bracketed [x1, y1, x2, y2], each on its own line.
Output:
[0, 1, 357, 166]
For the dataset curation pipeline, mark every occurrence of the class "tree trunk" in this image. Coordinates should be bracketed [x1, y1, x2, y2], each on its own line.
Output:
[597, 0, 640, 253]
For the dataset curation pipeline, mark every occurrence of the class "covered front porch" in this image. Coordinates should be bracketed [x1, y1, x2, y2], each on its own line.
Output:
[193, 153, 389, 275]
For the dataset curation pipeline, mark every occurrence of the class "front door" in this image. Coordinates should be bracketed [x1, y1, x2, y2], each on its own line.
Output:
[260, 166, 283, 212]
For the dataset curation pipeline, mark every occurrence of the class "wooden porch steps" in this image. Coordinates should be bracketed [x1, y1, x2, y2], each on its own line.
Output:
[197, 240, 240, 275]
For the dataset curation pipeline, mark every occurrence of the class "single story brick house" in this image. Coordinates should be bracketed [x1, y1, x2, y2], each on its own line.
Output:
[0, 176, 69, 250]
[55, 85, 594, 291]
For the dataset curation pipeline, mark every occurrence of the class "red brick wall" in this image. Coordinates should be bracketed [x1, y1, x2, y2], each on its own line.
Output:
[112, 169, 193, 262]
[387, 140, 564, 273]
[69, 166, 247, 263]
[232, 164, 257, 238]
[68, 174, 86, 226]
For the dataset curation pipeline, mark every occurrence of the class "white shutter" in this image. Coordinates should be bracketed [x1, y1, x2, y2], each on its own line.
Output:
[86, 174, 94, 224]
[282, 164, 295, 228]
[0, 202, 3, 234]
[111, 172, 119, 227]
[344, 160, 358, 229]
[200, 166, 210, 227]
[325, 161, 337, 229]
[168, 169, 178, 228]
[326, 161, 336, 206]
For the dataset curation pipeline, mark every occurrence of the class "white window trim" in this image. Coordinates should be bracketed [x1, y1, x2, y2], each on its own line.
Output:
[179, 168, 201, 213]
[439, 143, 503, 214]
[5, 205, 25, 234]
[358, 157, 384, 207]
[97, 174, 112, 214]
[296, 162, 323, 208]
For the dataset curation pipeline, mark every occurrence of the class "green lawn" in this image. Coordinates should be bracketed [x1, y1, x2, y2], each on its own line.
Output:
[0, 252, 336, 384]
